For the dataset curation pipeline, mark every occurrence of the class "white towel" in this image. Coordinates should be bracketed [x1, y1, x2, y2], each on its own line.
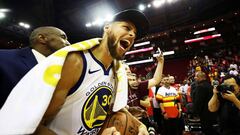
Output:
[0, 38, 111, 134]
[112, 61, 128, 112]
[0, 38, 129, 134]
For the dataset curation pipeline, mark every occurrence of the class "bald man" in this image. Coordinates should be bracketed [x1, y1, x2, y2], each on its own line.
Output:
[192, 71, 218, 135]
[0, 26, 70, 108]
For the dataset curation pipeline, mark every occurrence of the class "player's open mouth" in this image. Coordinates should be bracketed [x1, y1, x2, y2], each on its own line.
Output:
[120, 39, 130, 50]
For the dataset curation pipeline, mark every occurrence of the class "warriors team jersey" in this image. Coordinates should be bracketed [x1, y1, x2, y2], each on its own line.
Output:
[48, 50, 115, 135]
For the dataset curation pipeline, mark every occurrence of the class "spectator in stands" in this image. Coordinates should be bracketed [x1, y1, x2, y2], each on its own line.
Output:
[192, 71, 219, 135]
[149, 82, 164, 134]
[125, 52, 164, 134]
[169, 75, 185, 133]
[169, 75, 180, 90]
[179, 79, 189, 95]
[208, 75, 240, 135]
[156, 76, 182, 135]
[124, 53, 163, 120]
[125, 52, 164, 112]
[229, 63, 238, 76]
[0, 26, 70, 108]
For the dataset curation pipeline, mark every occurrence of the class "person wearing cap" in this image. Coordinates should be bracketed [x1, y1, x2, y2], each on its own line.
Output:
[29, 9, 150, 135]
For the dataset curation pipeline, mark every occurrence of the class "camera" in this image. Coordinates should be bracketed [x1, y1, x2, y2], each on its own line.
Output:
[212, 80, 219, 86]
[216, 84, 234, 93]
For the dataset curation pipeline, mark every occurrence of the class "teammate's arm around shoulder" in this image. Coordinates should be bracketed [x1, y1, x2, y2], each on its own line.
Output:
[34, 52, 84, 135]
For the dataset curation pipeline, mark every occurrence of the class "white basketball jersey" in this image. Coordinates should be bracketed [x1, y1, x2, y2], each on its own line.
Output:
[48, 50, 115, 135]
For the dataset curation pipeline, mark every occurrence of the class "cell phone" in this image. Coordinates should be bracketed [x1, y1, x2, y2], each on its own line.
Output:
[153, 48, 162, 57]
[212, 80, 219, 86]
[157, 48, 162, 55]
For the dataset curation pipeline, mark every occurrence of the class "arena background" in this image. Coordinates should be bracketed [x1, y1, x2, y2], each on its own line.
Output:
[0, 0, 239, 82]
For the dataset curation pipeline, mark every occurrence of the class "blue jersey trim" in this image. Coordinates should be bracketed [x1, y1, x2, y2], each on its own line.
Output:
[67, 51, 87, 96]
[88, 50, 112, 75]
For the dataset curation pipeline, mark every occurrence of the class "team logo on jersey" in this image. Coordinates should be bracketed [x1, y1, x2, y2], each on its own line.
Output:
[82, 86, 112, 130]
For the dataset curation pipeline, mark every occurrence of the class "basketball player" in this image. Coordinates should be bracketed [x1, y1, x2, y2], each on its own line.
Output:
[34, 9, 150, 135]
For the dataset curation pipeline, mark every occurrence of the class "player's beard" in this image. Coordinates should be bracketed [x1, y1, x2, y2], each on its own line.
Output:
[107, 33, 125, 60]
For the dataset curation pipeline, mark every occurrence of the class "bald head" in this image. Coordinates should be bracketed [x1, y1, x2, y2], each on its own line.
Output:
[29, 26, 70, 56]
[195, 71, 206, 82]
[29, 26, 63, 46]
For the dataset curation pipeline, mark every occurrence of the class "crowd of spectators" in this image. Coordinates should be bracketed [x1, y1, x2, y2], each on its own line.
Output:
[128, 46, 239, 135]
[187, 47, 239, 84]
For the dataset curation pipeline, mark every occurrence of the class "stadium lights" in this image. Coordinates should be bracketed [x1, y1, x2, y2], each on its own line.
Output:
[105, 14, 114, 22]
[166, 0, 176, 3]
[125, 50, 175, 66]
[86, 14, 114, 28]
[153, 50, 175, 56]
[19, 22, 31, 29]
[0, 8, 10, 19]
[85, 0, 180, 28]
[126, 58, 154, 65]
[85, 23, 92, 27]
[163, 50, 175, 56]
[152, 0, 165, 8]
[0, 12, 5, 19]
[184, 34, 221, 44]
[134, 41, 150, 47]
[0, 8, 10, 12]
[95, 18, 104, 26]
[125, 47, 153, 55]
[138, 4, 146, 11]
[193, 27, 216, 35]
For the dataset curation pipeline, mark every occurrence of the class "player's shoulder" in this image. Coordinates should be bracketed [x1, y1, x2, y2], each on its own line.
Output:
[66, 51, 84, 61]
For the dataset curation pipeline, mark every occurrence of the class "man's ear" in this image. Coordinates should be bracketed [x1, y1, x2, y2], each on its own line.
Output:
[103, 23, 110, 33]
[38, 34, 47, 44]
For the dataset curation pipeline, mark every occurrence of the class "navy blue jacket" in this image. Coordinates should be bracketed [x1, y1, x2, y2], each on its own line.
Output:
[0, 47, 38, 108]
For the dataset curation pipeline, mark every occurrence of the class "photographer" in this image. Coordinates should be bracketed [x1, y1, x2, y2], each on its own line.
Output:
[208, 75, 240, 135]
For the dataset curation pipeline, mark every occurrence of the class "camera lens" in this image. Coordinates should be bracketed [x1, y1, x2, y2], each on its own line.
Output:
[216, 84, 234, 93]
